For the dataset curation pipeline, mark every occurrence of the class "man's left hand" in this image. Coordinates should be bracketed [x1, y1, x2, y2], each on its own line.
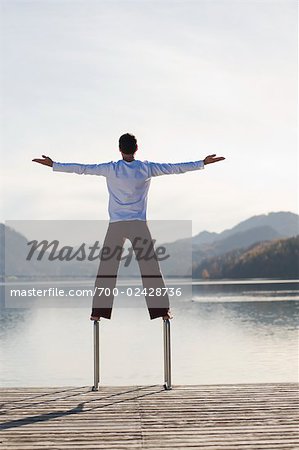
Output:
[203, 154, 225, 165]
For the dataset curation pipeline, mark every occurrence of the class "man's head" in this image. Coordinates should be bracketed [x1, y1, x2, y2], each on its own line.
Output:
[119, 133, 138, 155]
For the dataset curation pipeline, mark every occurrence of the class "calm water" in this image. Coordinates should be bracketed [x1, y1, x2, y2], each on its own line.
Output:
[0, 279, 298, 386]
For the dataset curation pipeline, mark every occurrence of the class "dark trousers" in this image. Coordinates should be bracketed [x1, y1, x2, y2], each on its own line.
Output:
[91, 220, 170, 319]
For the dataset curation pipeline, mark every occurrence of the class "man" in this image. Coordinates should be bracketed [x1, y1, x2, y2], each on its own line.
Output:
[33, 133, 225, 321]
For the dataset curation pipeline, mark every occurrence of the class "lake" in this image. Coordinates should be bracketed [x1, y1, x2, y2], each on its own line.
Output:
[0, 279, 298, 386]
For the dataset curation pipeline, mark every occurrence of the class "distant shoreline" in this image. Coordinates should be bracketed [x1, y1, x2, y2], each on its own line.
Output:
[1, 277, 299, 284]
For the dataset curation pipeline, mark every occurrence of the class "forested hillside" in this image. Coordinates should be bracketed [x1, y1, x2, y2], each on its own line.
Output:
[193, 236, 299, 279]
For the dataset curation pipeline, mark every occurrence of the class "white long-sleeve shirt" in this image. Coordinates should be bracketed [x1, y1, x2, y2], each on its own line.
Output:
[52, 159, 205, 222]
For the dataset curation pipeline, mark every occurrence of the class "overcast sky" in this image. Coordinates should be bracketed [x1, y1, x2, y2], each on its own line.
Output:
[0, 0, 297, 235]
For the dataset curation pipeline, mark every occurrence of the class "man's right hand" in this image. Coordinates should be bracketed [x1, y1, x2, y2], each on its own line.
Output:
[32, 155, 53, 167]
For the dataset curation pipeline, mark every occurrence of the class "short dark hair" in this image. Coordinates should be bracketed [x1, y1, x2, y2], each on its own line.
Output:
[119, 133, 138, 154]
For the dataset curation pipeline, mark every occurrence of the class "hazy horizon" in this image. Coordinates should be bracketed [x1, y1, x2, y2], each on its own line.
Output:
[3, 210, 298, 249]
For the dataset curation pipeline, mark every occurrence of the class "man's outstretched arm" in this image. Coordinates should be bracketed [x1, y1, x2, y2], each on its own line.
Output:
[148, 154, 225, 177]
[32, 155, 111, 176]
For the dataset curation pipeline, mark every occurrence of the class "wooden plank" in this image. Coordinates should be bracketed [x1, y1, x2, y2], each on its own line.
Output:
[0, 383, 298, 449]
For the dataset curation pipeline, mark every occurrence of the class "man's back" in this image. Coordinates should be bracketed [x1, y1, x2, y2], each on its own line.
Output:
[106, 159, 151, 222]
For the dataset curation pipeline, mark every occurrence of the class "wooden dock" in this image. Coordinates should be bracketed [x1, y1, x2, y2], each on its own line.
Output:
[0, 383, 298, 449]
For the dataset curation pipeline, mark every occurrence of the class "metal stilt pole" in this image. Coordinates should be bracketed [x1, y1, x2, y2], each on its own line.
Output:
[163, 318, 172, 390]
[92, 320, 100, 391]
[92, 319, 170, 391]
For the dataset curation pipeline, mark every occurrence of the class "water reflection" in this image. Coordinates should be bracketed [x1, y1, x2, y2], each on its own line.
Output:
[190, 300, 299, 329]
[193, 279, 299, 297]
[0, 280, 298, 386]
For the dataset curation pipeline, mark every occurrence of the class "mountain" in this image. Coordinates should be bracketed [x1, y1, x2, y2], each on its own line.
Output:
[0, 223, 98, 280]
[1, 211, 298, 280]
[192, 225, 282, 262]
[192, 211, 298, 247]
[193, 236, 299, 279]
[220, 211, 299, 239]
[166, 212, 299, 273]
[192, 230, 218, 246]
